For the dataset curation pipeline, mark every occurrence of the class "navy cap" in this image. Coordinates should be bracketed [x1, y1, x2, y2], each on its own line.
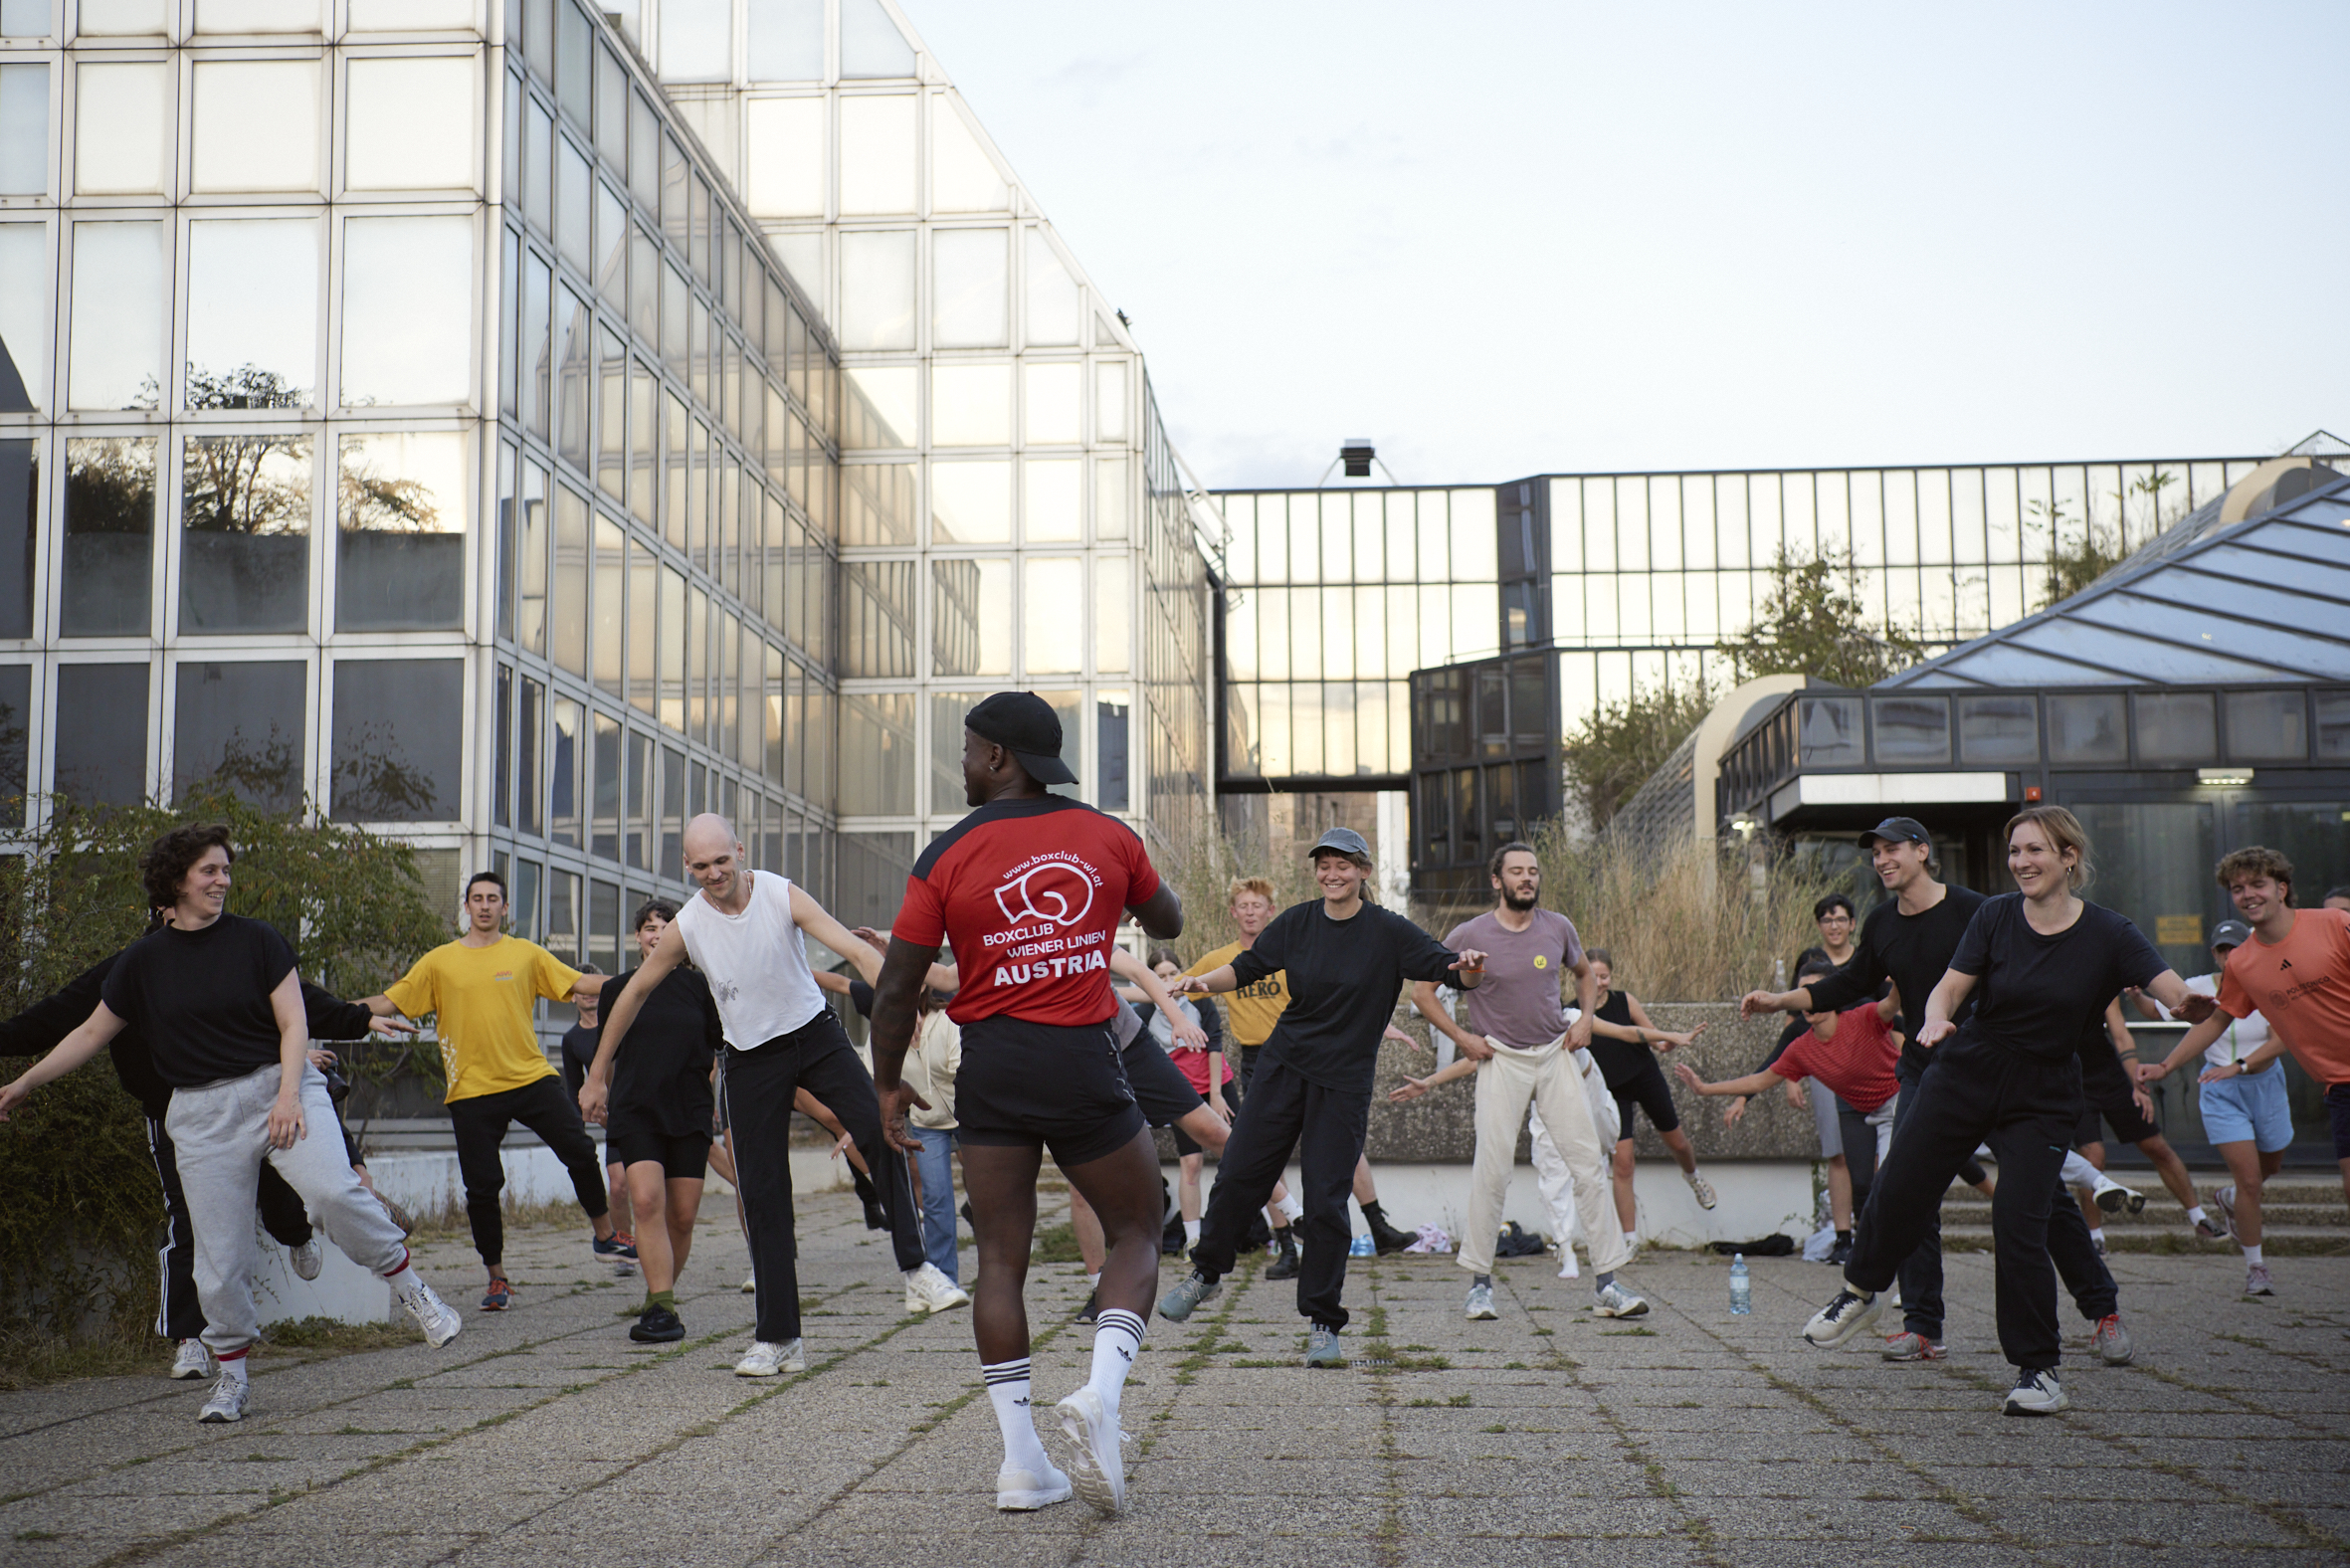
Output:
[1309, 827, 1372, 861]
[2211, 919, 2252, 949]
[1859, 816, 1932, 852]
[965, 690, 1077, 786]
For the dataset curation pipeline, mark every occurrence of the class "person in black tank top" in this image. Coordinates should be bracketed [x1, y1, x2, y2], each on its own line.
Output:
[1580, 952, 1717, 1244]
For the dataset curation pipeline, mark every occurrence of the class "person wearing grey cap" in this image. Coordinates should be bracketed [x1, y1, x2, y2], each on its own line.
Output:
[1157, 827, 1487, 1368]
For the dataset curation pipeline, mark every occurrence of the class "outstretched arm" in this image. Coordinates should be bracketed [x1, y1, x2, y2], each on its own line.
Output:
[1409, 980, 1493, 1063]
[790, 884, 884, 985]
[0, 1003, 129, 1119]
[1671, 1061, 1784, 1099]
[1127, 882, 1183, 943]
[580, 924, 688, 1123]
[1109, 947, 1207, 1049]
[1913, 968, 1979, 1050]
[1389, 1056, 1480, 1102]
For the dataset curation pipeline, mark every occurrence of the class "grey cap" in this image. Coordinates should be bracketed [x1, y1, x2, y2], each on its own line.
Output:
[2211, 918, 2252, 949]
[1859, 816, 1932, 852]
[1308, 827, 1372, 861]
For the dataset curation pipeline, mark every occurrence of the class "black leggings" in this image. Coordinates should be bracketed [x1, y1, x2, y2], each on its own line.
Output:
[1611, 1058, 1681, 1137]
[448, 1075, 609, 1269]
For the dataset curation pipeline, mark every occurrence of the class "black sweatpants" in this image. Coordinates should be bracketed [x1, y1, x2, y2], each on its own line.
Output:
[1836, 1099, 1883, 1216]
[725, 1009, 923, 1345]
[146, 1116, 314, 1341]
[448, 1075, 609, 1270]
[1850, 1038, 2104, 1370]
[1187, 1059, 1368, 1332]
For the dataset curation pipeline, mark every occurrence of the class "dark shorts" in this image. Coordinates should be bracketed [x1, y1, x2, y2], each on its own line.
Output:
[2074, 1069, 2160, 1147]
[1120, 1040, 1208, 1129]
[607, 1126, 711, 1181]
[2328, 1081, 2350, 1160]
[1611, 1058, 1680, 1137]
[955, 1015, 1147, 1168]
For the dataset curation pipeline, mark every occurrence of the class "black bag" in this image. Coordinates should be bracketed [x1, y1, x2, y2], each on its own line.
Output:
[1492, 1220, 1547, 1258]
[1708, 1233, 1796, 1257]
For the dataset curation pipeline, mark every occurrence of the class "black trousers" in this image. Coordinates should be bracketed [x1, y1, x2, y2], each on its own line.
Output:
[448, 1075, 609, 1269]
[1188, 1060, 1368, 1332]
[1851, 1039, 2112, 1370]
[1836, 1099, 1882, 1216]
[146, 1116, 313, 1341]
[725, 1010, 923, 1344]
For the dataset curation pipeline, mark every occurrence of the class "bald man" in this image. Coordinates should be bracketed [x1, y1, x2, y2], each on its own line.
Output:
[585, 816, 963, 1378]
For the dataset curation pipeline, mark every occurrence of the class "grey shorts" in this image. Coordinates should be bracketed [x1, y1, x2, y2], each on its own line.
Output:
[1810, 1078, 1843, 1157]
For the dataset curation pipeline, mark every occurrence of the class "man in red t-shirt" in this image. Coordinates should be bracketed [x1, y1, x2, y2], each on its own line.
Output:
[871, 691, 1183, 1520]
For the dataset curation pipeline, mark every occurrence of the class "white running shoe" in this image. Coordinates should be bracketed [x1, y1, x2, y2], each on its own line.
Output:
[741, 1274, 757, 1293]
[1055, 1386, 1127, 1515]
[1465, 1282, 1498, 1320]
[903, 1263, 970, 1315]
[2091, 1173, 2144, 1215]
[2003, 1369, 2068, 1417]
[996, 1461, 1074, 1511]
[197, 1371, 248, 1424]
[288, 1239, 323, 1280]
[734, 1338, 804, 1377]
[1685, 1170, 1718, 1210]
[1592, 1282, 1649, 1318]
[398, 1280, 462, 1348]
[170, 1340, 214, 1380]
[1803, 1286, 1883, 1347]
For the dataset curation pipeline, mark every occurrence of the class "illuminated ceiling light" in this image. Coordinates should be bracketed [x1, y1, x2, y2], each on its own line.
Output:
[2196, 767, 2254, 786]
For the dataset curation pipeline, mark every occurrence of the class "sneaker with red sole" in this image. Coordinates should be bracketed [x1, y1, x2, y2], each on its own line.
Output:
[1881, 1331, 1947, 1362]
[480, 1277, 513, 1312]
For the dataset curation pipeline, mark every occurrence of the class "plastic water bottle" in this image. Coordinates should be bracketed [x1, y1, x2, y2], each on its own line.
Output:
[1728, 1254, 1751, 1315]
[1349, 1232, 1374, 1257]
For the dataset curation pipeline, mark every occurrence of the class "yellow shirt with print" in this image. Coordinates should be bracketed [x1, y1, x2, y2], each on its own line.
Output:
[384, 936, 584, 1103]
[1184, 940, 1290, 1048]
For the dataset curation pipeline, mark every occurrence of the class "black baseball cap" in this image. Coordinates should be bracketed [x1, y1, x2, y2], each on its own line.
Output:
[1309, 827, 1372, 861]
[1858, 816, 1932, 852]
[965, 690, 1077, 786]
[2211, 919, 2252, 949]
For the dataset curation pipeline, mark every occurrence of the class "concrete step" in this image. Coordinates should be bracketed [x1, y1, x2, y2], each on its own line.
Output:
[1930, 1167, 2349, 1254]
[1936, 1225, 2350, 1256]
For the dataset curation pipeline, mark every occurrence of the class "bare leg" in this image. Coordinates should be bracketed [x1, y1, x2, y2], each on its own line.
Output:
[1659, 1126, 1698, 1176]
[1352, 1154, 1378, 1206]
[1827, 1154, 1853, 1231]
[606, 1160, 634, 1237]
[2216, 1140, 2266, 1248]
[1178, 1152, 1204, 1223]
[963, 1132, 1162, 1364]
[666, 1176, 703, 1278]
[1611, 1139, 1638, 1235]
[625, 1162, 675, 1292]
[1070, 1185, 1105, 1276]
[2135, 1133, 2201, 1212]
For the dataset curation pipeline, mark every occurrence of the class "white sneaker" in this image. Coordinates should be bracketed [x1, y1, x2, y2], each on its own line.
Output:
[1465, 1282, 1498, 1320]
[903, 1262, 970, 1314]
[2092, 1173, 2145, 1215]
[2003, 1369, 2068, 1417]
[740, 1274, 757, 1293]
[170, 1339, 214, 1380]
[734, 1338, 804, 1377]
[288, 1239, 323, 1280]
[1686, 1170, 1718, 1210]
[398, 1280, 463, 1348]
[996, 1460, 1074, 1511]
[1803, 1286, 1883, 1348]
[1054, 1386, 1127, 1516]
[1592, 1282, 1649, 1318]
[197, 1371, 248, 1424]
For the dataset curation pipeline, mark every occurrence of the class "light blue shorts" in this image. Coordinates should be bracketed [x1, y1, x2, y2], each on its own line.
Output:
[2199, 1065, 2294, 1152]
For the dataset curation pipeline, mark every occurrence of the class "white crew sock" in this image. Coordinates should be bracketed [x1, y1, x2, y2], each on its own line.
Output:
[2186, 1206, 2208, 1226]
[1622, 1232, 1638, 1248]
[1276, 1193, 1303, 1223]
[982, 1359, 1051, 1472]
[218, 1350, 250, 1387]
[1088, 1308, 1145, 1423]
[2243, 1243, 2264, 1266]
[1085, 1271, 1100, 1288]
[2059, 1150, 2102, 1190]
[1183, 1219, 1201, 1248]
[2086, 1227, 2105, 1249]
[384, 1257, 422, 1298]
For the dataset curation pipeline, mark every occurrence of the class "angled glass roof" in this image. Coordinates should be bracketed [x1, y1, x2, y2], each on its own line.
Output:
[1882, 476, 2350, 689]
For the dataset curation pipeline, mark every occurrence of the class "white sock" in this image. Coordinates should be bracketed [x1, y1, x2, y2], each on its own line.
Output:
[1623, 1232, 1638, 1247]
[982, 1359, 1051, 1472]
[2186, 1206, 2208, 1226]
[1183, 1219, 1201, 1248]
[2243, 1243, 2264, 1266]
[1085, 1272, 1100, 1288]
[2087, 1227, 2104, 1247]
[1276, 1193, 1303, 1223]
[2059, 1150, 2101, 1189]
[1088, 1308, 1145, 1423]
[219, 1352, 250, 1386]
[384, 1259, 422, 1297]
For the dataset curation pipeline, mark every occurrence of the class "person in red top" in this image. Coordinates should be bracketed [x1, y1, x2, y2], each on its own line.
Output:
[2139, 846, 2350, 1222]
[1674, 961, 1904, 1215]
[871, 691, 1183, 1520]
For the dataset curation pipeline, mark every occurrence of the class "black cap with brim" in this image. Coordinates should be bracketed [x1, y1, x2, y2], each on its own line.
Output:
[1858, 816, 1932, 851]
[2211, 919, 2252, 949]
[965, 690, 1077, 786]
[1309, 827, 1372, 861]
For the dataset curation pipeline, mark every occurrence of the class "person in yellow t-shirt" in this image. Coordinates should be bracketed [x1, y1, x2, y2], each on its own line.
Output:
[364, 871, 626, 1310]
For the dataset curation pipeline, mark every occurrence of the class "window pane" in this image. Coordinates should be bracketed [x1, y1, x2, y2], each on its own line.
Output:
[550, 695, 583, 844]
[173, 659, 304, 811]
[1094, 692, 1129, 811]
[2048, 691, 2126, 764]
[625, 727, 652, 869]
[181, 433, 311, 634]
[336, 430, 467, 631]
[0, 62, 47, 195]
[347, 56, 473, 190]
[523, 97, 552, 233]
[0, 222, 45, 410]
[840, 689, 913, 814]
[555, 0, 590, 119]
[2225, 689, 2306, 762]
[590, 707, 618, 857]
[69, 221, 163, 410]
[54, 663, 147, 805]
[1023, 556, 1080, 674]
[1024, 457, 1078, 542]
[1023, 229, 1080, 348]
[62, 436, 155, 637]
[839, 558, 913, 678]
[2070, 801, 2217, 977]
[594, 179, 625, 311]
[746, 0, 823, 79]
[1094, 361, 1126, 442]
[1797, 695, 1862, 767]
[0, 438, 30, 638]
[332, 658, 461, 821]
[593, 514, 624, 695]
[514, 458, 548, 654]
[595, 42, 625, 162]
[186, 218, 317, 409]
[74, 62, 166, 195]
[628, 536, 657, 714]
[838, 229, 915, 350]
[838, 95, 914, 212]
[839, 0, 914, 77]
[931, 362, 1009, 446]
[554, 283, 591, 468]
[190, 60, 317, 192]
[931, 227, 1007, 348]
[931, 557, 1007, 677]
[1870, 695, 1950, 765]
[588, 876, 619, 972]
[842, 460, 914, 546]
[341, 215, 473, 406]
[550, 484, 588, 674]
[929, 460, 1008, 543]
[595, 325, 624, 498]
[1093, 456, 1126, 539]
[660, 0, 729, 80]
[842, 364, 914, 449]
[2133, 690, 2216, 764]
[1096, 553, 1128, 674]
[518, 674, 544, 835]
[1023, 361, 1079, 446]
[0, 662, 26, 827]
[1958, 693, 2038, 764]
[743, 95, 823, 215]
[195, 0, 319, 30]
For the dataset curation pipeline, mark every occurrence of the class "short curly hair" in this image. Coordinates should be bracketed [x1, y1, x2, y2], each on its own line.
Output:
[2216, 846, 2293, 903]
[141, 823, 237, 912]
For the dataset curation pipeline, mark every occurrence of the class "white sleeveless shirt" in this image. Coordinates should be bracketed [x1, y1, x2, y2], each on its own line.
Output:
[673, 872, 827, 1050]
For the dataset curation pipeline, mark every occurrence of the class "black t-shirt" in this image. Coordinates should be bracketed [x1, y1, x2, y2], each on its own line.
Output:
[1232, 899, 1461, 1097]
[99, 915, 298, 1089]
[1806, 884, 1987, 1078]
[598, 968, 721, 1139]
[1195, 996, 1225, 1054]
[1584, 991, 1654, 1088]
[1949, 894, 2166, 1062]
[560, 1022, 600, 1102]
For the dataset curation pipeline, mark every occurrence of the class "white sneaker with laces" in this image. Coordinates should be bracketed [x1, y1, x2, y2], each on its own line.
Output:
[197, 1371, 248, 1424]
[1592, 1282, 1649, 1318]
[170, 1340, 214, 1380]
[1055, 1386, 1127, 1515]
[2003, 1369, 2068, 1416]
[289, 1239, 323, 1280]
[1685, 1170, 1718, 1210]
[1465, 1282, 1497, 1320]
[1803, 1286, 1883, 1347]
[996, 1460, 1074, 1511]
[2092, 1173, 2145, 1215]
[903, 1262, 971, 1314]
[734, 1338, 804, 1376]
[398, 1279, 463, 1348]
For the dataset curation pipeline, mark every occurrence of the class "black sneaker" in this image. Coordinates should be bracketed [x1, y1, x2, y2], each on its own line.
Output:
[1266, 1233, 1300, 1280]
[629, 1304, 685, 1343]
[1074, 1288, 1099, 1325]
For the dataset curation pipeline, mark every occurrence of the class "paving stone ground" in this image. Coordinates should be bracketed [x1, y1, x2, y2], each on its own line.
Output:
[5, 1186, 2346, 1568]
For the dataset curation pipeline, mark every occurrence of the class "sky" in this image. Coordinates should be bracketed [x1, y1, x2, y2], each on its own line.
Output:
[904, 2, 2348, 491]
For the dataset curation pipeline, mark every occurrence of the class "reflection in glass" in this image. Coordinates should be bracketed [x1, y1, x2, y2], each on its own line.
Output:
[1096, 554, 1129, 674]
[63, 437, 155, 637]
[929, 461, 1008, 543]
[931, 228, 1007, 348]
[661, 0, 728, 80]
[595, 42, 625, 163]
[1957, 694, 2037, 764]
[596, 325, 625, 498]
[1093, 456, 1127, 539]
[0, 438, 33, 638]
[1797, 695, 1862, 766]
[194, 0, 320, 30]
[551, 485, 588, 675]
[0, 62, 46, 195]
[173, 660, 304, 811]
[69, 221, 163, 410]
[627, 537, 657, 715]
[628, 358, 656, 524]
[840, 558, 914, 678]
[662, 390, 688, 550]
[181, 432, 311, 634]
[186, 218, 318, 409]
[54, 663, 148, 805]
[73, 62, 166, 194]
[843, 364, 915, 448]
[2047, 691, 2126, 764]
[2133, 690, 2216, 763]
[520, 250, 551, 437]
[190, 60, 317, 192]
[1094, 692, 1129, 812]
[593, 514, 624, 696]
[595, 179, 625, 310]
[0, 222, 44, 410]
[347, 55, 473, 190]
[337, 431, 467, 631]
[555, 0, 589, 122]
[517, 673, 544, 836]
[930, 559, 996, 678]
[659, 742, 685, 877]
[0, 662, 24, 828]
[591, 708, 618, 858]
[840, 0, 914, 77]
[631, 227, 659, 342]
[841, 690, 913, 814]
[1870, 695, 1949, 765]
[341, 216, 473, 406]
[791, 521, 827, 665]
[931, 363, 1009, 446]
[331, 658, 462, 822]
[839, 230, 915, 351]
[553, 283, 591, 469]
[2225, 689, 2305, 761]
[550, 695, 582, 845]
[544, 867, 580, 964]
[524, 98, 552, 233]
[625, 727, 652, 869]
[842, 462, 914, 545]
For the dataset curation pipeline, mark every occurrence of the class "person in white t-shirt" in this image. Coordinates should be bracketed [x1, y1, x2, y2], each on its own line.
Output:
[2128, 919, 2289, 1293]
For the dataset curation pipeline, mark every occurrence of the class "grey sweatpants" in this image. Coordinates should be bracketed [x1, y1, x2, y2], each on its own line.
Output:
[166, 1062, 410, 1358]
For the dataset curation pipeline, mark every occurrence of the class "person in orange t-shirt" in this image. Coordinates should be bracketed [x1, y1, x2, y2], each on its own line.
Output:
[2140, 847, 2350, 1222]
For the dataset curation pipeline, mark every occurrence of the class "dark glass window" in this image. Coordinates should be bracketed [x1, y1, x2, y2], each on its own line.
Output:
[181, 433, 311, 635]
[0, 437, 35, 639]
[625, 728, 651, 870]
[591, 707, 620, 859]
[1797, 696, 1862, 766]
[1958, 694, 2038, 765]
[1096, 696, 1129, 813]
[329, 658, 462, 821]
[2047, 692, 2126, 764]
[62, 437, 155, 637]
[336, 432, 465, 631]
[546, 866, 580, 965]
[1870, 696, 1950, 765]
[660, 743, 685, 879]
[54, 662, 147, 805]
[173, 660, 304, 812]
[2133, 690, 2216, 764]
[492, 664, 512, 828]
[2224, 689, 2306, 762]
[0, 663, 28, 827]
[550, 695, 582, 846]
[587, 875, 619, 975]
[2318, 690, 2350, 760]
[511, 856, 542, 943]
[516, 675, 544, 837]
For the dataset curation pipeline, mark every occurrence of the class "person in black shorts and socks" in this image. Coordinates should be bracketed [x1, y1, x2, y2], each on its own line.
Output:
[581, 899, 721, 1343]
[1159, 828, 1486, 1369]
[1583, 949, 1717, 1253]
[869, 691, 1185, 1517]
[559, 968, 635, 1274]
[1799, 808, 2204, 1416]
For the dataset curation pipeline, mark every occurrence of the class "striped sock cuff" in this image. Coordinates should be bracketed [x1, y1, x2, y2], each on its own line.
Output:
[981, 1358, 1033, 1387]
[380, 1247, 413, 1280]
[1094, 1308, 1145, 1350]
[218, 1347, 248, 1362]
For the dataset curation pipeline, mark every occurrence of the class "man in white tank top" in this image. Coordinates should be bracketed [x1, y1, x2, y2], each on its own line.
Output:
[588, 814, 969, 1377]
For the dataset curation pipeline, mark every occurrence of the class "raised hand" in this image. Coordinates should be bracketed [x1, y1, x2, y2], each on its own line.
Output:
[1739, 989, 1784, 1019]
[1915, 1019, 1956, 1050]
[1388, 1075, 1437, 1104]
[2134, 1059, 2170, 1085]
[1669, 1062, 1703, 1092]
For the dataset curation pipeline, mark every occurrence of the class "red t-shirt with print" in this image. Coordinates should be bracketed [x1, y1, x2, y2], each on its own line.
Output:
[1772, 1003, 1902, 1114]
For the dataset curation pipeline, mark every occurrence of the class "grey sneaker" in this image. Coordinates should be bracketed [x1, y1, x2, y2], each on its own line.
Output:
[1304, 1324, 1345, 1368]
[197, 1371, 248, 1424]
[2004, 1368, 2068, 1417]
[1803, 1286, 1883, 1348]
[995, 1460, 1073, 1512]
[733, 1338, 805, 1376]
[2194, 1212, 2233, 1242]
[1157, 1272, 1219, 1322]
[2091, 1312, 2133, 1365]
[2244, 1264, 2274, 1296]
[289, 1239, 323, 1280]
[1592, 1282, 1649, 1318]
[1465, 1282, 1497, 1320]
[1685, 1170, 1719, 1210]
[170, 1339, 214, 1380]
[398, 1280, 462, 1348]
[1881, 1331, 1947, 1362]
[2211, 1185, 2239, 1237]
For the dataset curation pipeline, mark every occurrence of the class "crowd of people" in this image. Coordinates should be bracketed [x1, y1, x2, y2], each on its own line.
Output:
[3, 689, 2347, 1506]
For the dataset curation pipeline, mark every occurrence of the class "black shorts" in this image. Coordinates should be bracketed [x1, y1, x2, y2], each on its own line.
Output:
[1611, 1058, 1680, 1137]
[2074, 1068, 2160, 1146]
[1120, 1040, 1207, 1129]
[955, 1015, 1147, 1168]
[607, 1125, 711, 1181]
